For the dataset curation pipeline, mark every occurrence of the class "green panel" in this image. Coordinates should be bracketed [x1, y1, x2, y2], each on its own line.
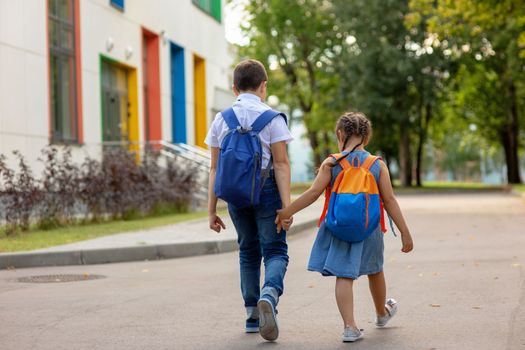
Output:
[192, 0, 221, 22]
[211, 0, 221, 22]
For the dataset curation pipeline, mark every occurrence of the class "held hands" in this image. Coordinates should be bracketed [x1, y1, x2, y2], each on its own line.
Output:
[401, 232, 414, 253]
[275, 208, 293, 233]
[209, 213, 226, 233]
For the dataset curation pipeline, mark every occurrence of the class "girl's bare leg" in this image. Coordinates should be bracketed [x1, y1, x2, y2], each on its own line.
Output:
[335, 277, 358, 328]
[368, 271, 387, 316]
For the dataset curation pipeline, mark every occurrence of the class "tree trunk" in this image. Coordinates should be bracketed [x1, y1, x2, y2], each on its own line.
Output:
[501, 82, 521, 184]
[415, 103, 432, 187]
[308, 130, 322, 168]
[398, 123, 413, 187]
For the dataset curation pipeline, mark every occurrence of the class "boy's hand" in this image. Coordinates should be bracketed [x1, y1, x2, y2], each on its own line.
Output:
[401, 232, 414, 253]
[275, 209, 293, 233]
[209, 214, 226, 233]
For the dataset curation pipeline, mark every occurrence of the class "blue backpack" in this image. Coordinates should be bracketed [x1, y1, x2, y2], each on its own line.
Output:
[214, 108, 287, 208]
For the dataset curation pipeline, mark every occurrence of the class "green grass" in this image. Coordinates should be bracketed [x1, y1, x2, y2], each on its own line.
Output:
[0, 210, 225, 253]
[395, 181, 504, 192]
[291, 182, 313, 195]
[512, 184, 525, 193]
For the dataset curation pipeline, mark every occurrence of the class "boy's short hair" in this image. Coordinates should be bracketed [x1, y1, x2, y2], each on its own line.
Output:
[233, 59, 268, 91]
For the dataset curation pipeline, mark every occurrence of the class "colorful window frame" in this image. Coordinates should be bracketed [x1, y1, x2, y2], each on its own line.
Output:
[110, 0, 124, 11]
[47, 0, 83, 144]
[192, 0, 221, 22]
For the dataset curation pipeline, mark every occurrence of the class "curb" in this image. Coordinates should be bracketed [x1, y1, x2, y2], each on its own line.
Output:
[0, 219, 318, 270]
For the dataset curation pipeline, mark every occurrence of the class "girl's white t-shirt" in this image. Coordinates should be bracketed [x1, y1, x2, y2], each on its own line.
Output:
[204, 93, 293, 169]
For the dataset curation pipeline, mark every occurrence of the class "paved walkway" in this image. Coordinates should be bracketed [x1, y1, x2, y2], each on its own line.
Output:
[0, 193, 523, 350]
[0, 199, 324, 268]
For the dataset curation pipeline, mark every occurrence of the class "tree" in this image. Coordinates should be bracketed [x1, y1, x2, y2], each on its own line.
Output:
[237, 0, 344, 166]
[409, 0, 524, 183]
[331, 0, 454, 187]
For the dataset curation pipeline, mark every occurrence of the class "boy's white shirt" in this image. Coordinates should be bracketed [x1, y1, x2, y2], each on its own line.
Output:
[204, 93, 294, 168]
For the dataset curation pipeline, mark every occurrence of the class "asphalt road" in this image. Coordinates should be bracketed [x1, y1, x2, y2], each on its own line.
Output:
[1, 193, 524, 350]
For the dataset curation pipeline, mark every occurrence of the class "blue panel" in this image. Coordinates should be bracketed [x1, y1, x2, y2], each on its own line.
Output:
[170, 42, 187, 143]
[110, 0, 124, 11]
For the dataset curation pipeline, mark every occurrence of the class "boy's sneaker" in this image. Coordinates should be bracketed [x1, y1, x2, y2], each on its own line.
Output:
[245, 318, 259, 333]
[342, 327, 363, 342]
[375, 298, 398, 328]
[257, 295, 279, 341]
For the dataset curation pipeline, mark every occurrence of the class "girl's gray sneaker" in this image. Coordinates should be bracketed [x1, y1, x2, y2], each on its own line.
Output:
[375, 298, 398, 328]
[342, 327, 363, 342]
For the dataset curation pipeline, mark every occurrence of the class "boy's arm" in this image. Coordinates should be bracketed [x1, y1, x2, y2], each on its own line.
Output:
[208, 147, 226, 233]
[378, 161, 413, 253]
[271, 141, 292, 208]
[277, 158, 333, 221]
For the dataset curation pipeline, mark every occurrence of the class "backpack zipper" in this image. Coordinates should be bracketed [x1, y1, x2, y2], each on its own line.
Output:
[250, 154, 260, 204]
[365, 193, 369, 229]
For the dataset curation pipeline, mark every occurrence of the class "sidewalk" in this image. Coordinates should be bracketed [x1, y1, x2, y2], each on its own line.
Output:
[0, 199, 323, 269]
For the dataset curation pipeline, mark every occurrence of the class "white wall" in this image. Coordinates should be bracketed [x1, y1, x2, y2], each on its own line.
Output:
[0, 0, 49, 170]
[0, 0, 232, 171]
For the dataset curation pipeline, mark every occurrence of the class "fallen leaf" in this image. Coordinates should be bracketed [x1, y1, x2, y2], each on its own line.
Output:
[432, 272, 440, 276]
[472, 306, 481, 310]
[308, 285, 315, 288]
[142, 269, 149, 273]
[82, 273, 90, 279]
[494, 277, 499, 280]
[430, 304, 441, 308]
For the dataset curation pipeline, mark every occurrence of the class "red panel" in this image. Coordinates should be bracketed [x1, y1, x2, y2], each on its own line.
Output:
[74, 0, 83, 143]
[142, 28, 162, 142]
[46, 0, 51, 142]
[46, 0, 83, 143]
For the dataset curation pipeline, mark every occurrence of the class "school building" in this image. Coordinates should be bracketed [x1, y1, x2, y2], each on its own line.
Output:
[0, 0, 233, 169]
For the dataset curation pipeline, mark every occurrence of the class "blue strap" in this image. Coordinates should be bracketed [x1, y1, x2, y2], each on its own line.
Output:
[221, 108, 240, 130]
[250, 109, 287, 133]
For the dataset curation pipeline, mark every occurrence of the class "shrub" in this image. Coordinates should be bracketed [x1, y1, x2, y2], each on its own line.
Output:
[0, 146, 200, 235]
[37, 147, 80, 229]
[0, 152, 41, 235]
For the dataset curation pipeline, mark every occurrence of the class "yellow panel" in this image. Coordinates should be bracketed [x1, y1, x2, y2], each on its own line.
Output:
[194, 55, 207, 149]
[127, 68, 140, 159]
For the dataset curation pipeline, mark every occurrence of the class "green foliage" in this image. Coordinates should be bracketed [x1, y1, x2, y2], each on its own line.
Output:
[237, 0, 345, 164]
[408, 0, 525, 183]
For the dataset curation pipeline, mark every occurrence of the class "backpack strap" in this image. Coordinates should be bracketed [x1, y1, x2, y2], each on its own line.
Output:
[362, 155, 381, 170]
[317, 153, 346, 227]
[253, 109, 288, 185]
[221, 108, 241, 130]
[250, 109, 287, 133]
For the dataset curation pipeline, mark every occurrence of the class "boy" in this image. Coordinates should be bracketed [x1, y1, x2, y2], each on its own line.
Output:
[205, 59, 293, 341]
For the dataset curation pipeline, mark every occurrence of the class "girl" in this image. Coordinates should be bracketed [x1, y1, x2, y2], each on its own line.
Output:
[276, 112, 414, 342]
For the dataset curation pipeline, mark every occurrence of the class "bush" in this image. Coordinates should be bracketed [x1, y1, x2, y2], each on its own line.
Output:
[0, 146, 199, 235]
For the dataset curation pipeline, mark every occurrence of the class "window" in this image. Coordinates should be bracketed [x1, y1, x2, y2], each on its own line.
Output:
[48, 0, 80, 143]
[192, 0, 221, 22]
[110, 0, 124, 12]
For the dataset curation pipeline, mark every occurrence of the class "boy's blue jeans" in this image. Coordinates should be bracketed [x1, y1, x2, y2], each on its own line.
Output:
[227, 174, 289, 318]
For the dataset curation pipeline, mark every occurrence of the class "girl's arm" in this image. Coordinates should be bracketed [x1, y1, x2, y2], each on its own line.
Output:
[276, 157, 334, 224]
[378, 161, 414, 253]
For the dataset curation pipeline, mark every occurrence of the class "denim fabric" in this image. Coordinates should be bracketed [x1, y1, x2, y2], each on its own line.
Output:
[228, 174, 289, 310]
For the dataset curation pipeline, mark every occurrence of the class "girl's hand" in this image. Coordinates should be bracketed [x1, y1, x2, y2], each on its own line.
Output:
[275, 209, 293, 233]
[401, 232, 414, 253]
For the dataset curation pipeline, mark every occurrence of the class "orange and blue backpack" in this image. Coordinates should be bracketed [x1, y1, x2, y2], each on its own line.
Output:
[318, 153, 389, 243]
